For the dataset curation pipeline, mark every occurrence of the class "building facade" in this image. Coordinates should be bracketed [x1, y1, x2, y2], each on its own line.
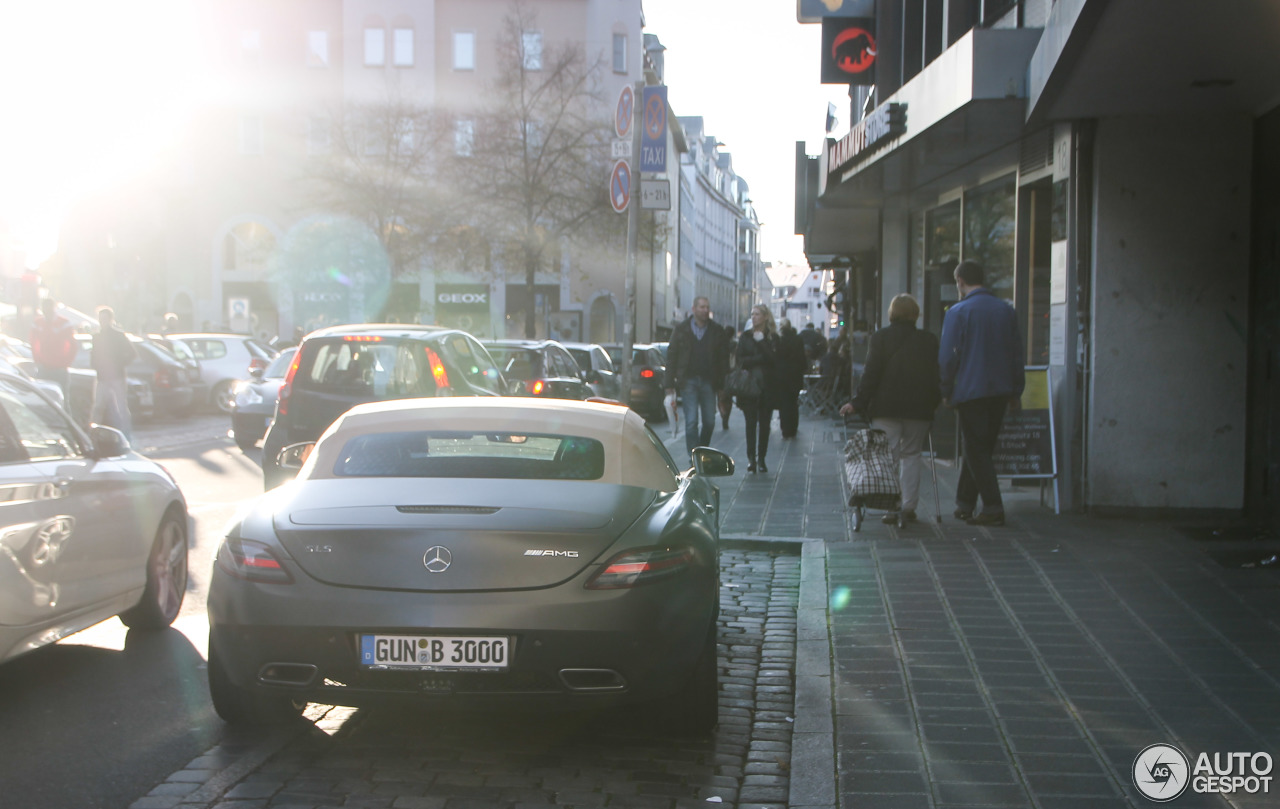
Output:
[799, 0, 1280, 520]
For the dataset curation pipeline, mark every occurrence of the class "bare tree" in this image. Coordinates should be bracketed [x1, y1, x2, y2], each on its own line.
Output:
[459, 1, 618, 337]
[302, 88, 458, 285]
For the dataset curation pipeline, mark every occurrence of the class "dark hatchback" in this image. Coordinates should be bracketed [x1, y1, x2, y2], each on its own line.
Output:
[72, 335, 199, 420]
[482, 340, 593, 402]
[261, 324, 506, 489]
[604, 343, 668, 421]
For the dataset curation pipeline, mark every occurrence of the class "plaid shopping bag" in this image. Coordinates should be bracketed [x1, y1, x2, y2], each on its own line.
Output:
[844, 428, 901, 511]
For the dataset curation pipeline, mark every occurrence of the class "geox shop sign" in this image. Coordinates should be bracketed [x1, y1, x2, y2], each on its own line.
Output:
[828, 101, 906, 174]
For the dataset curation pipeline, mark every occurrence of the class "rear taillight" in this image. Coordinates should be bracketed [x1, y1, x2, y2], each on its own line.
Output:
[639, 368, 654, 379]
[526, 380, 546, 395]
[217, 538, 294, 584]
[424, 347, 450, 388]
[277, 349, 302, 416]
[153, 370, 172, 389]
[248, 358, 268, 374]
[585, 546, 695, 590]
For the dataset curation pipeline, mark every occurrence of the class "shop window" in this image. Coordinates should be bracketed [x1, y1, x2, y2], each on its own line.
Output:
[963, 176, 1017, 299]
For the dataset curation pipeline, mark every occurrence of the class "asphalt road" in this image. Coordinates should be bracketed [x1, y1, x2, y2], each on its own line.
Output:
[0, 415, 265, 809]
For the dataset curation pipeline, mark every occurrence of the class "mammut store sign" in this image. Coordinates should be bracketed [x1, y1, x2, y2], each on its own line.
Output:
[828, 101, 906, 175]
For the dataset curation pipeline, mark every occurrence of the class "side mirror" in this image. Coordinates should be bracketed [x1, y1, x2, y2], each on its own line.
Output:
[249, 367, 266, 380]
[88, 424, 131, 458]
[691, 446, 734, 477]
[277, 442, 315, 470]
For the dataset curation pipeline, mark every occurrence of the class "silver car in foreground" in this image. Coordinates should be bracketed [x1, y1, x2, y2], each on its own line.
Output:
[0, 373, 189, 664]
[208, 398, 733, 734]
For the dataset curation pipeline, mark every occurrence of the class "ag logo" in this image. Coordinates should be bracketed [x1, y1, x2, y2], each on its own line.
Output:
[1133, 744, 1190, 802]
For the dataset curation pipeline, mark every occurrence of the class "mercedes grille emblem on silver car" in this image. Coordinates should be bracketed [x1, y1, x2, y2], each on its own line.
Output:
[423, 545, 452, 573]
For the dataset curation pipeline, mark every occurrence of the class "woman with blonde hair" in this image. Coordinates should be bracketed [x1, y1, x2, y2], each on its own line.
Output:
[839, 293, 941, 523]
[736, 305, 780, 473]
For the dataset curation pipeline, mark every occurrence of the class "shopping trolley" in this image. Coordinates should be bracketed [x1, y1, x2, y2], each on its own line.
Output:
[843, 413, 942, 531]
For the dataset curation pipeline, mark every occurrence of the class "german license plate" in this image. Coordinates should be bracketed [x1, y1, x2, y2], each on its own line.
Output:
[359, 635, 510, 670]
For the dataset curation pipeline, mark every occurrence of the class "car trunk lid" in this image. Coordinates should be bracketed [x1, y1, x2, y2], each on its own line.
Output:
[273, 479, 654, 591]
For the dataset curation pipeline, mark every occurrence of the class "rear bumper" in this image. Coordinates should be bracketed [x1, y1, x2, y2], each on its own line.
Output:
[208, 565, 716, 709]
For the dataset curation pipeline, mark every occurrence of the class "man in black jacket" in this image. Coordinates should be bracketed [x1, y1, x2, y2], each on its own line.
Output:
[664, 297, 731, 459]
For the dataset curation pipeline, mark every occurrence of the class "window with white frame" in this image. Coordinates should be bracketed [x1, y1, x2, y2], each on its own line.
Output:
[308, 116, 330, 154]
[612, 33, 626, 74]
[364, 28, 385, 66]
[453, 31, 475, 70]
[239, 115, 263, 155]
[455, 119, 474, 157]
[521, 30, 542, 70]
[307, 31, 328, 67]
[393, 28, 413, 66]
[396, 118, 414, 152]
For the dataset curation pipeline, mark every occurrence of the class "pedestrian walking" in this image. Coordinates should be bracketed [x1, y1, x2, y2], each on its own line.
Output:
[839, 294, 941, 523]
[799, 322, 827, 370]
[29, 298, 77, 401]
[939, 260, 1025, 526]
[91, 306, 137, 438]
[736, 305, 779, 473]
[776, 318, 806, 439]
[664, 296, 731, 459]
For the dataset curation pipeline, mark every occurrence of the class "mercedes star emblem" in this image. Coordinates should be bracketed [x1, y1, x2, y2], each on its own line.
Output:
[423, 545, 452, 573]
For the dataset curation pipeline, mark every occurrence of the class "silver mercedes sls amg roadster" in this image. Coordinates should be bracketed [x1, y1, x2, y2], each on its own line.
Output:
[208, 397, 734, 733]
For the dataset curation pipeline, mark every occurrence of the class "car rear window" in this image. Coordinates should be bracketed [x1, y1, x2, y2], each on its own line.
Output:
[297, 339, 440, 397]
[487, 347, 541, 381]
[332, 431, 605, 480]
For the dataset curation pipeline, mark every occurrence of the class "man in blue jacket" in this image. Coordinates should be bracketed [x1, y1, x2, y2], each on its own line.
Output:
[939, 260, 1025, 526]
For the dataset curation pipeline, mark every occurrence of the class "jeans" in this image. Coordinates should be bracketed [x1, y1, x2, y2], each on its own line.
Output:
[956, 397, 1009, 515]
[739, 398, 774, 462]
[680, 377, 718, 458]
[93, 376, 132, 440]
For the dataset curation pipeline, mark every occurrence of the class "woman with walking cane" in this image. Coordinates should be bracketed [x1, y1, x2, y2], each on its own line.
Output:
[840, 294, 941, 524]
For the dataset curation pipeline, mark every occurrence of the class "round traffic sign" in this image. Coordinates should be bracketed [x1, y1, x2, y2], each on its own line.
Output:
[610, 160, 631, 213]
[644, 92, 666, 140]
[615, 85, 634, 139]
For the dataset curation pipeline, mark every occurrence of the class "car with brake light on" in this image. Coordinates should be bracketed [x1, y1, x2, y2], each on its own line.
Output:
[0, 372, 189, 665]
[207, 397, 732, 734]
[604, 343, 668, 421]
[260, 324, 505, 490]
[482, 339, 593, 401]
[230, 346, 296, 451]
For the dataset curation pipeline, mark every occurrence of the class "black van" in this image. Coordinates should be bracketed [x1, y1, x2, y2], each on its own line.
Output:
[261, 324, 506, 489]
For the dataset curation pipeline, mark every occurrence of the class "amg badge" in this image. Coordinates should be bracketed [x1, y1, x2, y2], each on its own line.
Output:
[524, 549, 579, 558]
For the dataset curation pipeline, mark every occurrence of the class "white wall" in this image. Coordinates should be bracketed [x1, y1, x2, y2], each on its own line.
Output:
[1088, 114, 1252, 510]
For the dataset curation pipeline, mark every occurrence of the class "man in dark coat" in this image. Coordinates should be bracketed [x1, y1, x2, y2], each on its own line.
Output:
[664, 297, 731, 459]
[775, 319, 807, 438]
[91, 306, 137, 438]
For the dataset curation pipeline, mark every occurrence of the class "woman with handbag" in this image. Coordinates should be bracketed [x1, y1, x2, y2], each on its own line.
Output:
[735, 305, 780, 473]
[839, 294, 941, 523]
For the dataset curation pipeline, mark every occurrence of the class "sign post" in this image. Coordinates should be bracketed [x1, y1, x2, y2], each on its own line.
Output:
[618, 81, 644, 407]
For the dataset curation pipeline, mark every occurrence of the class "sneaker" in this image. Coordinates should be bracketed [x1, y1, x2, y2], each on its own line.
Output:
[966, 512, 1006, 527]
[758, 460, 768, 473]
[954, 508, 974, 521]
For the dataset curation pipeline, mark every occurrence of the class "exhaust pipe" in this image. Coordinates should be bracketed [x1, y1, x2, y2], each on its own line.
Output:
[257, 662, 318, 687]
[559, 668, 626, 691]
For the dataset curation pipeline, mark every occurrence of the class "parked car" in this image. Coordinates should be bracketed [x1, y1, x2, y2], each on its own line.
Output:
[560, 341, 622, 400]
[603, 343, 668, 421]
[70, 335, 165, 421]
[207, 397, 732, 733]
[0, 372, 189, 665]
[260, 324, 505, 490]
[147, 334, 210, 406]
[166, 333, 277, 414]
[230, 346, 296, 451]
[483, 340, 593, 401]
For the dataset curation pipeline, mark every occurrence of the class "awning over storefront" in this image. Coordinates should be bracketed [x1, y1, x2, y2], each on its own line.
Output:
[804, 27, 1042, 261]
